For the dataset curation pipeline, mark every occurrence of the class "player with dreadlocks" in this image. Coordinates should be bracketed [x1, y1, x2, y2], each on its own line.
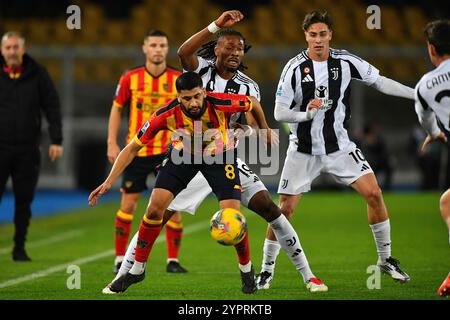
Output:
[196, 29, 251, 71]
[105, 10, 328, 295]
[175, 10, 328, 292]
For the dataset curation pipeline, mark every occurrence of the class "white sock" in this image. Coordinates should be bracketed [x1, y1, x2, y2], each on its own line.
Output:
[129, 261, 146, 275]
[239, 261, 252, 273]
[269, 215, 315, 282]
[369, 219, 391, 262]
[260, 239, 281, 274]
[113, 232, 138, 281]
[114, 255, 124, 265]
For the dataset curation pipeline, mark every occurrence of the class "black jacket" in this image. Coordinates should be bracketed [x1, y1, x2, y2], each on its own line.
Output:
[0, 54, 62, 146]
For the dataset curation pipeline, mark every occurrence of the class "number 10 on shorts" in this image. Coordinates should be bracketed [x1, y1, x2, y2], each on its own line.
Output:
[348, 149, 366, 164]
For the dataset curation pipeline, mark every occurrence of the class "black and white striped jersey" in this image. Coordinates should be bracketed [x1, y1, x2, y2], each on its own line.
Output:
[415, 59, 450, 138]
[275, 48, 380, 155]
[192, 57, 261, 123]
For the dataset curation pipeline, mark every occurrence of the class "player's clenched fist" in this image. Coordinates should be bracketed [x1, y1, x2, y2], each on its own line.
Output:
[214, 10, 244, 28]
[88, 181, 112, 206]
[307, 98, 322, 110]
[306, 98, 322, 120]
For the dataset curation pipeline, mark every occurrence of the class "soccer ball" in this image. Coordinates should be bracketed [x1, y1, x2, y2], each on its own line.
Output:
[210, 208, 247, 246]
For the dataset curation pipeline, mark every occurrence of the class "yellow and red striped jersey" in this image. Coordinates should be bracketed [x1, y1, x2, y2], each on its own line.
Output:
[113, 66, 181, 157]
[134, 92, 252, 155]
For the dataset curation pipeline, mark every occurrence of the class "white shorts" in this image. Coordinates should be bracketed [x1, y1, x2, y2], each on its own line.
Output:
[167, 158, 267, 214]
[278, 142, 373, 195]
[167, 172, 212, 214]
[237, 158, 268, 207]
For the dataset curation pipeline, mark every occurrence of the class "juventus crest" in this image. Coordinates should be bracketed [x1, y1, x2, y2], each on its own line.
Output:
[330, 67, 339, 80]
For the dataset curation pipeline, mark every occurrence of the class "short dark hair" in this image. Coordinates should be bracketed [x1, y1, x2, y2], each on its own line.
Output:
[302, 10, 333, 31]
[145, 29, 168, 41]
[176, 72, 203, 91]
[424, 20, 450, 56]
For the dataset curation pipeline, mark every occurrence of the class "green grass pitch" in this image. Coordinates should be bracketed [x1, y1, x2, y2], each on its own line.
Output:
[0, 192, 448, 300]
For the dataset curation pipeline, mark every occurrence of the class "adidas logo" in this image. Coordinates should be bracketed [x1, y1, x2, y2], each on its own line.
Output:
[302, 74, 314, 83]
[361, 164, 370, 172]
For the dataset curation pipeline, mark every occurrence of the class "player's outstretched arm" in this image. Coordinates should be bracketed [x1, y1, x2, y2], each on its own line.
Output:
[107, 105, 123, 164]
[245, 107, 279, 146]
[247, 97, 280, 146]
[88, 140, 141, 206]
[177, 10, 244, 71]
[248, 96, 268, 130]
[370, 76, 414, 100]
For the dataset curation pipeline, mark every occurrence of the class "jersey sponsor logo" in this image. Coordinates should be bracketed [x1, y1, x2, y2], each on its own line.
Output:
[361, 163, 370, 172]
[302, 74, 314, 83]
[315, 86, 333, 111]
[141, 103, 159, 113]
[316, 86, 328, 98]
[330, 67, 339, 80]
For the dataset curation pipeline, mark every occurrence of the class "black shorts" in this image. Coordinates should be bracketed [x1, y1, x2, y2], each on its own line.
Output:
[154, 150, 241, 202]
[121, 154, 166, 193]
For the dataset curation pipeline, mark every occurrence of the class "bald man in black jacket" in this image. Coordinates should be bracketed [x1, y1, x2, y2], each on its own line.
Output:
[0, 31, 63, 261]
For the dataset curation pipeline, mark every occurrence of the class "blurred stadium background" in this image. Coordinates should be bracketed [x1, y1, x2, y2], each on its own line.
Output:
[1, 0, 450, 301]
[0, 0, 448, 193]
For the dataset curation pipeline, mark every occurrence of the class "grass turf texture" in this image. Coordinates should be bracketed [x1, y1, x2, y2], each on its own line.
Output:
[0, 192, 448, 300]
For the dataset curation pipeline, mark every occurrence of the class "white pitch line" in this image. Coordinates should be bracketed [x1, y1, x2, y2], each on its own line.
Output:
[0, 220, 209, 289]
[0, 249, 115, 289]
[0, 230, 85, 255]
